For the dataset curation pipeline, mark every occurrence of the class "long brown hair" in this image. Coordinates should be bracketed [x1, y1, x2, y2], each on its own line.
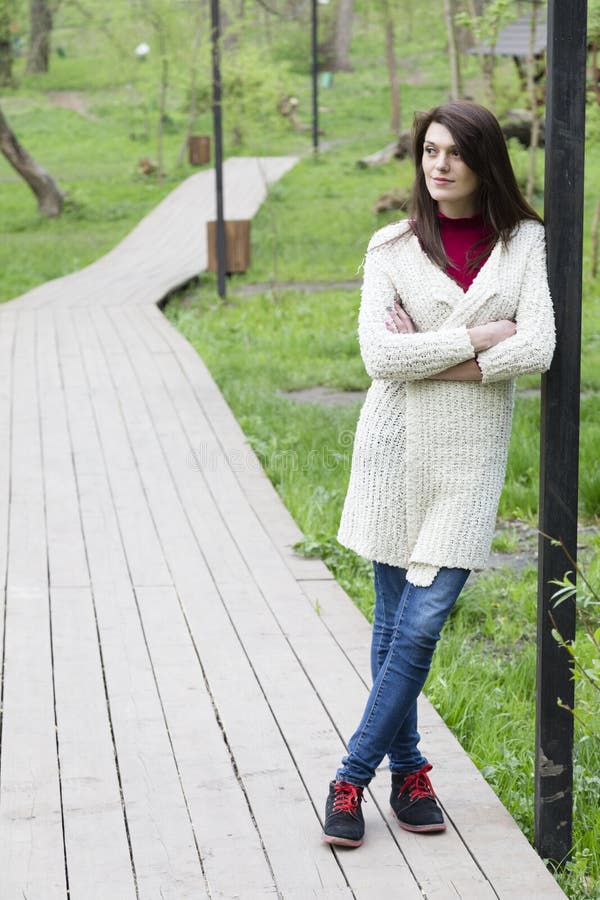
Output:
[406, 100, 542, 271]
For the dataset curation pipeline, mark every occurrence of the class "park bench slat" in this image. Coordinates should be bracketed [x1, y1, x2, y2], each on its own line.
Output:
[98, 305, 355, 897]
[0, 310, 67, 899]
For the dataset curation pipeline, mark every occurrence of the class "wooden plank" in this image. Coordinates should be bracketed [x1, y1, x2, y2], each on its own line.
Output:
[37, 309, 88, 589]
[121, 311, 423, 899]
[33, 309, 137, 897]
[75, 307, 278, 898]
[72, 310, 172, 588]
[418, 714, 567, 900]
[99, 306, 353, 898]
[0, 309, 67, 899]
[51, 587, 137, 899]
[0, 309, 16, 681]
[169, 327, 563, 895]
[148, 306, 564, 898]
[56, 311, 210, 899]
[144, 304, 333, 582]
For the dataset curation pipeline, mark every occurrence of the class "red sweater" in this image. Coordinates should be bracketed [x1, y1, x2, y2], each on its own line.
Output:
[438, 211, 493, 292]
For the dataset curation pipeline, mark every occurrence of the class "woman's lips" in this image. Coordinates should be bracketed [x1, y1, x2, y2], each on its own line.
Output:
[432, 177, 453, 184]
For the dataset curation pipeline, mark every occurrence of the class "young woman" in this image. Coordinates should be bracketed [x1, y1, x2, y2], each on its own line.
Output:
[322, 100, 555, 847]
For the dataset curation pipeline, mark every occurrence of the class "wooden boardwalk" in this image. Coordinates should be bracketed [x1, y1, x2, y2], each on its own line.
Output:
[0, 158, 565, 899]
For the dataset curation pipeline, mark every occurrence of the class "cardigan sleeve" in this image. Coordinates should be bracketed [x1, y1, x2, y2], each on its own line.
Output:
[358, 252, 476, 382]
[476, 228, 556, 384]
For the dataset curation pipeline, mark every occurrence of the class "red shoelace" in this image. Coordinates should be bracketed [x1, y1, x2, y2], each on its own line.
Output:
[332, 781, 365, 813]
[400, 763, 436, 801]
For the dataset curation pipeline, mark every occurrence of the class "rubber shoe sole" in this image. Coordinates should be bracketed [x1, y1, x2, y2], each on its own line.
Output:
[390, 806, 446, 834]
[321, 831, 364, 847]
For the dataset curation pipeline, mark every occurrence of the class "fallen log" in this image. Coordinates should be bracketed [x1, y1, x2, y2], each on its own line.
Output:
[373, 188, 410, 214]
[357, 131, 412, 168]
[501, 109, 546, 148]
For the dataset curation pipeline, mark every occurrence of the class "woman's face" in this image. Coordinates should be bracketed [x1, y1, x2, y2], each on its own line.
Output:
[422, 122, 481, 218]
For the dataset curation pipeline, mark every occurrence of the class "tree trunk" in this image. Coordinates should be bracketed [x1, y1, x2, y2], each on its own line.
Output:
[526, 0, 541, 202]
[383, 6, 400, 134]
[443, 0, 462, 100]
[0, 39, 12, 85]
[591, 195, 600, 279]
[27, 0, 53, 74]
[333, 0, 353, 71]
[0, 0, 14, 87]
[592, 41, 600, 106]
[156, 37, 168, 182]
[0, 104, 63, 216]
[465, 0, 494, 108]
[176, 1, 204, 167]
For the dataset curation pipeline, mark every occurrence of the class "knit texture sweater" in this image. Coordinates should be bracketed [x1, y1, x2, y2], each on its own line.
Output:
[337, 218, 555, 586]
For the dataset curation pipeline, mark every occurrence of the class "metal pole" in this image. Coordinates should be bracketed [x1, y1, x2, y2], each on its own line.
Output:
[535, 0, 587, 865]
[211, 0, 226, 299]
[311, 0, 319, 153]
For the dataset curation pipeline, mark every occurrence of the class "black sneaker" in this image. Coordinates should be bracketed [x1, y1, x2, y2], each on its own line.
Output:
[390, 763, 446, 833]
[322, 780, 365, 847]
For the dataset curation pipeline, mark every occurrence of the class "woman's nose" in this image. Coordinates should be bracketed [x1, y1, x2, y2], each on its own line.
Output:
[435, 154, 450, 171]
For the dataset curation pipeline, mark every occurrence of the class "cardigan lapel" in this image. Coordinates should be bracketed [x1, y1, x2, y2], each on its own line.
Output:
[444, 239, 503, 327]
[411, 232, 504, 326]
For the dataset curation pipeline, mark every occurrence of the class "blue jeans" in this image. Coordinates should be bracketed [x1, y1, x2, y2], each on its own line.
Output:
[336, 562, 469, 786]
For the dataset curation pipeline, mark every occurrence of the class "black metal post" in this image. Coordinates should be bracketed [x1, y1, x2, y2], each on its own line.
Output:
[311, 0, 319, 153]
[535, 0, 587, 864]
[211, 0, 226, 299]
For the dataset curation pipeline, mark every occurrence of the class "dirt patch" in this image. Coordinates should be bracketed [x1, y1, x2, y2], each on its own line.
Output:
[231, 280, 360, 298]
[475, 519, 599, 579]
[279, 386, 366, 406]
[46, 91, 99, 121]
[280, 383, 577, 409]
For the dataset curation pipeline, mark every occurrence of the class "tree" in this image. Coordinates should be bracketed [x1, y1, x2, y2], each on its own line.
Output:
[0, 0, 16, 86]
[458, 0, 515, 109]
[333, 0, 353, 71]
[443, 0, 463, 100]
[28, 0, 63, 74]
[381, 0, 400, 133]
[525, 0, 542, 203]
[0, 102, 63, 216]
[27, 0, 55, 74]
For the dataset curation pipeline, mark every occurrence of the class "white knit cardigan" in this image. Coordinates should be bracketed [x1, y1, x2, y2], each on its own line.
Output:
[337, 218, 555, 586]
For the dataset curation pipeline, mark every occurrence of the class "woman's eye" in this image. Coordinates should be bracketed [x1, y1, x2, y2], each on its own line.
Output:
[451, 150, 461, 158]
[424, 146, 436, 155]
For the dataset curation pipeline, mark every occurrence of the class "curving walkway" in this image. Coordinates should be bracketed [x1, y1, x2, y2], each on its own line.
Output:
[0, 157, 565, 898]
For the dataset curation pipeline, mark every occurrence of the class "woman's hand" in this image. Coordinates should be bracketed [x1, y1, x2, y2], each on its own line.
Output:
[385, 297, 416, 334]
[468, 319, 516, 352]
